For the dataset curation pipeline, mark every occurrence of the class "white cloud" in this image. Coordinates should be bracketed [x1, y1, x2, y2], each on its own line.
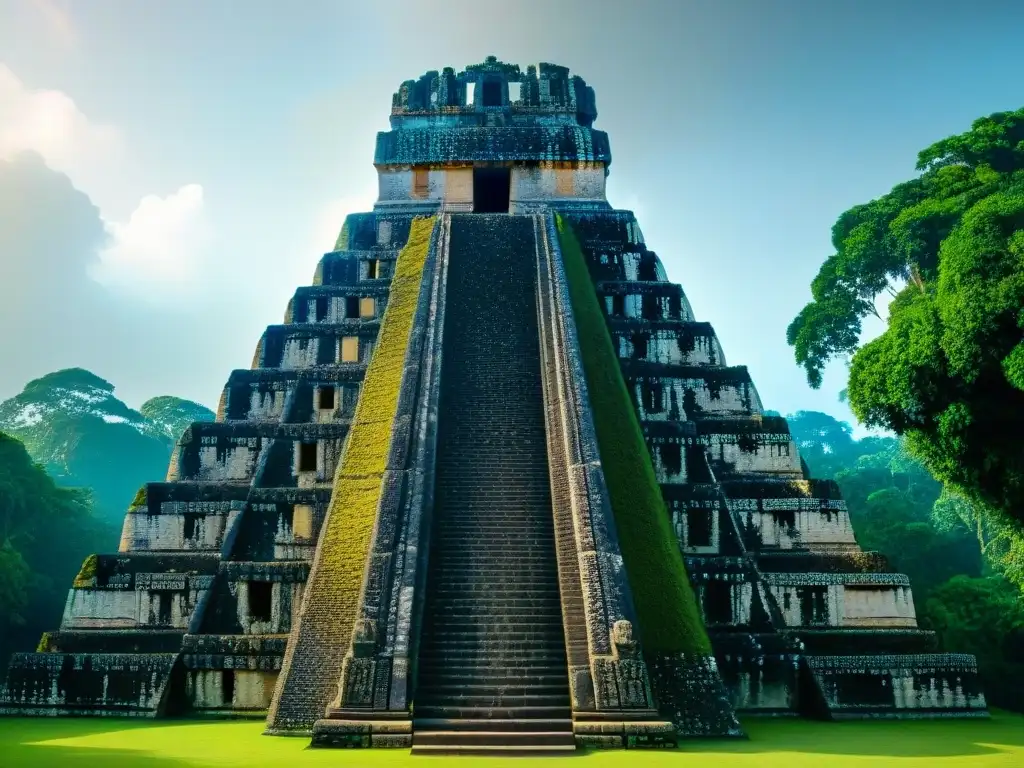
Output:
[0, 63, 215, 300]
[0, 63, 122, 205]
[90, 184, 211, 297]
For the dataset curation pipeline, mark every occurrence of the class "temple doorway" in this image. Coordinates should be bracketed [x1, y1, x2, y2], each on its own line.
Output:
[472, 167, 511, 213]
[481, 79, 502, 107]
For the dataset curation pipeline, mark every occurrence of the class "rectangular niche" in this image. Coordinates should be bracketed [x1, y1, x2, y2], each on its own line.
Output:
[413, 168, 429, 198]
[464, 82, 475, 105]
[359, 297, 375, 318]
[292, 504, 314, 540]
[340, 336, 359, 362]
[317, 385, 336, 411]
[247, 580, 273, 623]
[687, 508, 713, 547]
[345, 296, 360, 319]
[508, 81, 522, 102]
[298, 441, 318, 472]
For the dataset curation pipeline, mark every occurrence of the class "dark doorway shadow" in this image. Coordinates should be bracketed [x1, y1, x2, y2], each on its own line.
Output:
[473, 167, 510, 213]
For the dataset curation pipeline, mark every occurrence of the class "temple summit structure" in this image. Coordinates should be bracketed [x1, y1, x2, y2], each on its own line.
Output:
[1, 57, 987, 753]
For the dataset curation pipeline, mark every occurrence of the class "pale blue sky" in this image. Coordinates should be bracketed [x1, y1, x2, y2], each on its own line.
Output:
[1, 0, 1021, 434]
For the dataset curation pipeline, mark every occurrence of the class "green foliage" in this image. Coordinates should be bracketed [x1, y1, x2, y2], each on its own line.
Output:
[0, 431, 108, 665]
[557, 215, 711, 656]
[924, 575, 1024, 709]
[130, 485, 147, 508]
[790, 410, 1023, 710]
[0, 368, 212, 527]
[138, 396, 215, 443]
[787, 107, 1024, 527]
[73, 554, 98, 587]
[309, 217, 433, 646]
[0, 541, 30, 627]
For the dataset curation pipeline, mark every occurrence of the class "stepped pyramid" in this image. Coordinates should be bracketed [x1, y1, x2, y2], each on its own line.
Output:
[1, 57, 986, 752]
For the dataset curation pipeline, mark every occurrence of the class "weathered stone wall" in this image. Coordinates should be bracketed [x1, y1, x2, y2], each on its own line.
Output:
[1, 653, 180, 716]
[562, 206, 987, 721]
[764, 574, 917, 629]
[511, 163, 606, 205]
[120, 502, 241, 553]
[730, 497, 858, 551]
[807, 655, 986, 716]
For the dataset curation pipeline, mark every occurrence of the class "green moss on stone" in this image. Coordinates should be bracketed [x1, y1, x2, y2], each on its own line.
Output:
[309, 216, 435, 648]
[130, 486, 147, 508]
[557, 214, 711, 656]
[73, 554, 98, 587]
[36, 632, 53, 652]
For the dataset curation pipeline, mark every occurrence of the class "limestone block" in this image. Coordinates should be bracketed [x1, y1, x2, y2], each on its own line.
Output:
[732, 498, 856, 550]
[62, 589, 139, 629]
[443, 167, 473, 207]
[197, 441, 260, 482]
[281, 338, 320, 370]
[841, 585, 917, 628]
[248, 388, 287, 421]
[235, 670, 277, 710]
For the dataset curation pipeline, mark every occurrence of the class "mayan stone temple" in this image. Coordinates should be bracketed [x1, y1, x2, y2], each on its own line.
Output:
[1, 57, 988, 752]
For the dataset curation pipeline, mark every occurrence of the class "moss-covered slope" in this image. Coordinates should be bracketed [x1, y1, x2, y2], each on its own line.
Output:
[316, 215, 434, 615]
[268, 216, 435, 731]
[556, 215, 711, 656]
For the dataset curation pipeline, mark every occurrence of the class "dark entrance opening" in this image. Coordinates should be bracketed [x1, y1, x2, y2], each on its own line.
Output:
[481, 79, 502, 107]
[248, 580, 273, 623]
[472, 167, 511, 213]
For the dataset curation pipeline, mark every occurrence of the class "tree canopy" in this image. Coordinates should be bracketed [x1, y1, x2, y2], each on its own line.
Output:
[787, 410, 1023, 709]
[787, 108, 1024, 527]
[0, 432, 109, 666]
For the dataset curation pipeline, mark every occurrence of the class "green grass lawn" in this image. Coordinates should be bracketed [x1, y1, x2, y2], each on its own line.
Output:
[1, 712, 1022, 767]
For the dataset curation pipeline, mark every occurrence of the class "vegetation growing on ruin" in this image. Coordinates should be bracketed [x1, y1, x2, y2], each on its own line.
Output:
[130, 486, 147, 508]
[72, 554, 98, 587]
[784, 410, 1024, 711]
[556, 215, 711, 656]
[303, 216, 434, 652]
[786, 108, 1024, 533]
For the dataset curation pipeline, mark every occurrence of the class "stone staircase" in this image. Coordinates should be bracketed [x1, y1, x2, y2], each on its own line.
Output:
[412, 215, 574, 754]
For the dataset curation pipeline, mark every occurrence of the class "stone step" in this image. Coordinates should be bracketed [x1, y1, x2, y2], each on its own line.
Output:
[425, 611, 563, 623]
[428, 569, 557, 579]
[429, 588, 559, 598]
[432, 527, 555, 535]
[416, 215, 571, 722]
[414, 705, 572, 721]
[423, 622, 569, 634]
[418, 691, 570, 705]
[427, 597, 562, 609]
[420, 683, 569, 697]
[430, 561, 561, 565]
[413, 717, 572, 733]
[419, 651, 567, 664]
[422, 628, 564, 640]
[418, 656, 567, 669]
[420, 635, 564, 648]
[417, 673, 569, 688]
[412, 729, 576, 752]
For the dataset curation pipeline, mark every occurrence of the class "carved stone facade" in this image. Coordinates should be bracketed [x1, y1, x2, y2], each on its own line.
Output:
[1, 58, 986, 748]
